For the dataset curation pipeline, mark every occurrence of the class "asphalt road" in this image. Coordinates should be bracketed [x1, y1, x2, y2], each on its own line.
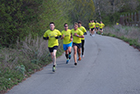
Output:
[6, 33, 140, 94]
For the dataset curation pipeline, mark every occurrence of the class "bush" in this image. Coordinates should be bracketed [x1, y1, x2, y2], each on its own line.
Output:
[0, 35, 63, 93]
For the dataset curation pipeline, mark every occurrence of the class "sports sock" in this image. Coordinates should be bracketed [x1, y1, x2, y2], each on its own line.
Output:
[65, 54, 69, 59]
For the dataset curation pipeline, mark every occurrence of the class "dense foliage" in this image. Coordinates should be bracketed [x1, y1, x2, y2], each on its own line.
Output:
[0, 0, 95, 47]
[94, 0, 140, 25]
[0, 0, 96, 93]
[1, 0, 140, 93]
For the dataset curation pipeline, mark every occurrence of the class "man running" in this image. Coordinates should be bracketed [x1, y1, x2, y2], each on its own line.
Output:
[95, 20, 100, 33]
[88, 20, 92, 36]
[78, 21, 87, 58]
[91, 20, 96, 36]
[71, 22, 84, 65]
[61, 23, 73, 64]
[99, 21, 105, 35]
[43, 22, 62, 72]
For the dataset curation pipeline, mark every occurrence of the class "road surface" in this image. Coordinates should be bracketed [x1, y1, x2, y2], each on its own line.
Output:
[6, 33, 140, 94]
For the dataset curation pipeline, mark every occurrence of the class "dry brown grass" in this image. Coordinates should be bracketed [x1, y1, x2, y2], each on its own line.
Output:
[104, 25, 140, 43]
[0, 35, 50, 71]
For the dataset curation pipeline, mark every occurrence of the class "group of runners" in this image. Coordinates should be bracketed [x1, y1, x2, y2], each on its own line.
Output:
[89, 20, 105, 36]
[43, 21, 104, 72]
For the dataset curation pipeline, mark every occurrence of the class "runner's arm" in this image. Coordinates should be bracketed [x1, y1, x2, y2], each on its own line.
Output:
[84, 32, 87, 35]
[55, 35, 62, 39]
[61, 35, 64, 40]
[56, 30, 62, 39]
[74, 33, 84, 38]
[43, 37, 49, 40]
[70, 33, 73, 41]
[43, 31, 49, 40]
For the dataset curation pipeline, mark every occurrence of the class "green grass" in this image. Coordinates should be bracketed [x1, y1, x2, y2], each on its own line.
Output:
[0, 36, 64, 93]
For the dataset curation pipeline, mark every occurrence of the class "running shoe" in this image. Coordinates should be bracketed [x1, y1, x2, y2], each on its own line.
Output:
[52, 66, 56, 72]
[78, 57, 81, 61]
[82, 55, 84, 58]
[66, 59, 69, 64]
[92, 34, 95, 37]
[90, 34, 92, 36]
[74, 63, 77, 65]
[69, 54, 71, 59]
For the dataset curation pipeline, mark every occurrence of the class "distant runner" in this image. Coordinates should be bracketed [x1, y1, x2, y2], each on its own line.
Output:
[88, 20, 92, 36]
[95, 20, 100, 34]
[99, 21, 105, 35]
[91, 20, 96, 36]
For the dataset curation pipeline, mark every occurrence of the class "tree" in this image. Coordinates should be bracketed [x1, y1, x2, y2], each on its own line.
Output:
[69, 0, 95, 27]
[94, 0, 139, 25]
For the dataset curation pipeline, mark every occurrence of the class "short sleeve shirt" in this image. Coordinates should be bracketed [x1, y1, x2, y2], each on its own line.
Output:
[78, 26, 86, 40]
[96, 22, 100, 27]
[99, 23, 105, 29]
[71, 29, 83, 44]
[61, 29, 72, 44]
[91, 22, 96, 28]
[89, 23, 92, 29]
[43, 29, 62, 47]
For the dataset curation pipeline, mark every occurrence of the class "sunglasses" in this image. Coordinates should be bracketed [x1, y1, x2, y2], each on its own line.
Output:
[64, 26, 68, 27]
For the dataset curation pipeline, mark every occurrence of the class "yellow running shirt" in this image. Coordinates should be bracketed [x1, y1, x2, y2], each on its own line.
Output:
[43, 29, 62, 47]
[116, 23, 119, 25]
[89, 23, 92, 29]
[71, 29, 83, 44]
[78, 26, 86, 40]
[96, 22, 100, 27]
[91, 22, 96, 28]
[61, 29, 72, 44]
[99, 23, 105, 29]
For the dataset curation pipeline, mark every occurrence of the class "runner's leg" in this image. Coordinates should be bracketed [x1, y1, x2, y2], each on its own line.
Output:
[81, 40, 85, 56]
[65, 50, 69, 59]
[78, 47, 81, 60]
[73, 45, 77, 64]
[51, 50, 57, 66]
[68, 46, 72, 59]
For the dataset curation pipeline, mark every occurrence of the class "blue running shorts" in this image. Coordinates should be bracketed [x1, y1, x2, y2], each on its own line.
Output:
[63, 42, 72, 51]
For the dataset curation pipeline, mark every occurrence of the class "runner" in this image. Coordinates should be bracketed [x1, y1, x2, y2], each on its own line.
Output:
[71, 22, 84, 65]
[99, 21, 105, 35]
[43, 22, 62, 72]
[88, 20, 92, 36]
[78, 21, 87, 58]
[91, 20, 96, 36]
[116, 22, 119, 25]
[61, 23, 73, 64]
[95, 20, 100, 34]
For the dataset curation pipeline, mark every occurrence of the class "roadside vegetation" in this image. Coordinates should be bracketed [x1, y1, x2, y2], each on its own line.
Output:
[103, 25, 140, 51]
[0, 35, 64, 93]
[1, 0, 140, 93]
[0, 0, 95, 93]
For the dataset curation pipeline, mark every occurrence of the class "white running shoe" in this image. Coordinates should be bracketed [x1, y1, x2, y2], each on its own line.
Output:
[92, 34, 95, 37]
[82, 55, 84, 58]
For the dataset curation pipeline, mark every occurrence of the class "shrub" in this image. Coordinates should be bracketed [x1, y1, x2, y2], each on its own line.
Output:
[0, 35, 63, 93]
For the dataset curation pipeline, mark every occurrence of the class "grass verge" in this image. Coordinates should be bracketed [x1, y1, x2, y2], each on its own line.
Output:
[0, 35, 64, 94]
[101, 25, 140, 51]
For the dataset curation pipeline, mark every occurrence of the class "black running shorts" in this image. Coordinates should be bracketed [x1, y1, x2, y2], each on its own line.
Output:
[48, 46, 58, 53]
[73, 43, 81, 49]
